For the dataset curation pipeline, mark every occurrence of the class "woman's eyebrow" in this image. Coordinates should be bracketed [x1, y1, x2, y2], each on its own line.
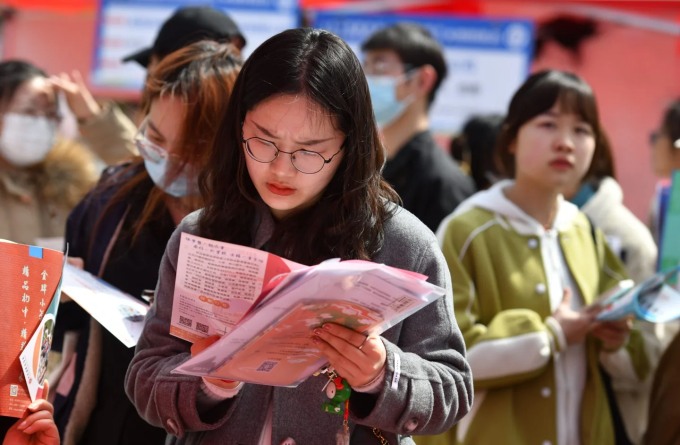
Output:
[147, 120, 166, 141]
[252, 120, 334, 146]
[253, 121, 279, 139]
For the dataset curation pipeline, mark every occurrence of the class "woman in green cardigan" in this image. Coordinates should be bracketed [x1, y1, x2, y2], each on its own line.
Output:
[422, 70, 650, 445]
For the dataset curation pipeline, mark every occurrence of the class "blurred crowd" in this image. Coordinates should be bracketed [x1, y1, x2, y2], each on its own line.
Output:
[1, 5, 679, 445]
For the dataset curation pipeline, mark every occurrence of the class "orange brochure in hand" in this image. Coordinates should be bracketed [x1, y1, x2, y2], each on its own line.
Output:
[0, 241, 64, 417]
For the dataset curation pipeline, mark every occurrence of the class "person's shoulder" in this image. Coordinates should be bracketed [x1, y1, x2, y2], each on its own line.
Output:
[439, 206, 500, 252]
[418, 135, 475, 190]
[447, 205, 496, 231]
[177, 209, 204, 235]
[383, 202, 437, 249]
[378, 203, 447, 276]
[41, 139, 99, 207]
[70, 161, 144, 218]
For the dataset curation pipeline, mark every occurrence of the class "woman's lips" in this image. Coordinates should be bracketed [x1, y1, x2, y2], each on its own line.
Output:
[267, 183, 296, 196]
[549, 159, 573, 170]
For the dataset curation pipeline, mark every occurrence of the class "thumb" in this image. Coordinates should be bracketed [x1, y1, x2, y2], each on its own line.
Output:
[67, 257, 84, 270]
[72, 70, 86, 88]
[191, 334, 221, 356]
[43, 379, 49, 400]
[561, 287, 572, 307]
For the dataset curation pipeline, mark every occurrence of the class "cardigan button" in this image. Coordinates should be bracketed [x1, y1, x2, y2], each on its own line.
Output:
[166, 418, 178, 436]
[280, 438, 296, 445]
[405, 418, 419, 432]
[542, 441, 552, 445]
[541, 387, 552, 398]
[536, 283, 546, 294]
[528, 238, 538, 249]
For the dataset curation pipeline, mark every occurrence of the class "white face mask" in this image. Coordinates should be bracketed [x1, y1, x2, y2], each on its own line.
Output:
[0, 113, 57, 167]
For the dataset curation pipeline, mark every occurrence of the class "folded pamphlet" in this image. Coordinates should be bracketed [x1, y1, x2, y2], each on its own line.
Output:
[170, 234, 446, 387]
[0, 241, 65, 417]
[596, 267, 680, 323]
[61, 264, 149, 348]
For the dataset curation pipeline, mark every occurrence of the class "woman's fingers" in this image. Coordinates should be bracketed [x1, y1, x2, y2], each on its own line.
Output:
[17, 409, 53, 431]
[23, 418, 59, 436]
[320, 323, 367, 349]
[312, 337, 362, 380]
[28, 399, 54, 416]
[313, 327, 365, 362]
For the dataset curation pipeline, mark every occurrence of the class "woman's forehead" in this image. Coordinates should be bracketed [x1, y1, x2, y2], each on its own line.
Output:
[539, 102, 591, 123]
[249, 94, 339, 140]
[12, 76, 55, 109]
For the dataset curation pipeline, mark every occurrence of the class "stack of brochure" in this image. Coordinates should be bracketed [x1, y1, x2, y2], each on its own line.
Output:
[170, 233, 446, 387]
[596, 267, 680, 323]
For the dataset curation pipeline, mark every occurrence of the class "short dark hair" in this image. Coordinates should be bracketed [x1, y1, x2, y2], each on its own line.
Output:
[661, 99, 680, 145]
[494, 70, 604, 179]
[362, 23, 447, 106]
[451, 114, 504, 190]
[0, 60, 47, 109]
[587, 128, 616, 180]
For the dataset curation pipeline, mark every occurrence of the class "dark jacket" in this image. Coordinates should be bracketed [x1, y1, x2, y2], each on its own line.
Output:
[54, 162, 170, 445]
[125, 206, 473, 445]
[383, 131, 475, 233]
[645, 330, 680, 445]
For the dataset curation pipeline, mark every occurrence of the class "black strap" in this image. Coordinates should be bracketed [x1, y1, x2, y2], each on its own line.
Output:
[585, 215, 632, 445]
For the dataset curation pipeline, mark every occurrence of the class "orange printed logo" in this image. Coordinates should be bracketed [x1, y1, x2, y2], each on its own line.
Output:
[198, 295, 230, 309]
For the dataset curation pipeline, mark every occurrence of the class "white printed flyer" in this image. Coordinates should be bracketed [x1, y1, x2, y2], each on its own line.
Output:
[170, 233, 305, 343]
[61, 264, 149, 348]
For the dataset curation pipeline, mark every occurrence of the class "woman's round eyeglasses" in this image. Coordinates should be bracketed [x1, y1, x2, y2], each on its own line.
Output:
[242, 136, 343, 174]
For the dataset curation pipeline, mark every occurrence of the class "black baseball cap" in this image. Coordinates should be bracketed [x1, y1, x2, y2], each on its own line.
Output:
[123, 6, 245, 67]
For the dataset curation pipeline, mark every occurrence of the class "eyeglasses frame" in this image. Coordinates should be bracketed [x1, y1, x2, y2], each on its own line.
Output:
[242, 135, 344, 174]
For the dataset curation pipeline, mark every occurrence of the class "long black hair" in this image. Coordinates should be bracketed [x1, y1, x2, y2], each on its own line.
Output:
[198, 28, 398, 265]
[495, 70, 604, 179]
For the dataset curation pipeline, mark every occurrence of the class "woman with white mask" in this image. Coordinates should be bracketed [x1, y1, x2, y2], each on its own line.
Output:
[0, 60, 97, 246]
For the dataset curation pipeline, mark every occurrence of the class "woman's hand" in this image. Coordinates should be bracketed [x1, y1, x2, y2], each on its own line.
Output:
[590, 318, 633, 352]
[66, 257, 84, 269]
[552, 288, 601, 345]
[191, 335, 240, 390]
[312, 323, 387, 388]
[4, 381, 60, 445]
[49, 71, 102, 121]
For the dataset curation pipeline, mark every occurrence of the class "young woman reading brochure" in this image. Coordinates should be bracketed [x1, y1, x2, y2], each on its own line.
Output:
[125, 27, 473, 445]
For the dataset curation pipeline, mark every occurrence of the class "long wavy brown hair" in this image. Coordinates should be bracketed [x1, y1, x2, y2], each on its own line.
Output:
[96, 40, 242, 245]
[198, 28, 399, 265]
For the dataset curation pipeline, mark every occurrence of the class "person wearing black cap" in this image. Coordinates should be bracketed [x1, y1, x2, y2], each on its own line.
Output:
[51, 6, 245, 166]
[123, 5, 245, 70]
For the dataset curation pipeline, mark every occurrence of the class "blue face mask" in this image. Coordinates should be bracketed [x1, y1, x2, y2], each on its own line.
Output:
[143, 158, 197, 198]
[366, 74, 414, 129]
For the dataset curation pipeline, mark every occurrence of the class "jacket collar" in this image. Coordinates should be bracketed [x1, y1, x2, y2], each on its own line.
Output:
[0, 168, 33, 200]
[452, 179, 580, 236]
[580, 177, 622, 221]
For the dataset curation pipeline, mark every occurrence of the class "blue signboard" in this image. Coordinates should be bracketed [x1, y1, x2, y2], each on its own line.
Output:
[92, 0, 298, 91]
[314, 13, 534, 132]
